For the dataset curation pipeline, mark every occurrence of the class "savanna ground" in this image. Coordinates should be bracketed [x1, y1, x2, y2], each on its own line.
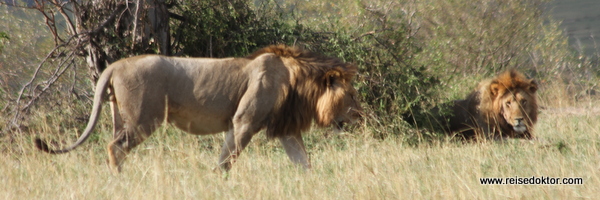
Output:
[2, 99, 599, 199]
[2, 0, 600, 199]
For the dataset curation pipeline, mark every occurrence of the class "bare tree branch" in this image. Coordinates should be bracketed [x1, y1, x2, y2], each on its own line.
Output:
[6, 0, 171, 130]
[10, 44, 66, 128]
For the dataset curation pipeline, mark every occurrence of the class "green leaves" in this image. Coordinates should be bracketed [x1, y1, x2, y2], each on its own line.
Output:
[173, 0, 303, 57]
[0, 31, 8, 54]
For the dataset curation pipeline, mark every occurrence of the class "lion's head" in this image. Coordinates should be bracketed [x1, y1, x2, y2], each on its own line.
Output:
[316, 68, 362, 131]
[481, 69, 538, 138]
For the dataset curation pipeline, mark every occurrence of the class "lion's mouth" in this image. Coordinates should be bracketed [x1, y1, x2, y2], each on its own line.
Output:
[332, 121, 347, 134]
[335, 121, 346, 130]
[332, 108, 362, 134]
[512, 124, 527, 133]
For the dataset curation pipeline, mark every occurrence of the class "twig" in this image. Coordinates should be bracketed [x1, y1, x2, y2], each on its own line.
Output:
[351, 31, 376, 41]
[90, 4, 128, 36]
[19, 51, 77, 112]
[10, 44, 64, 128]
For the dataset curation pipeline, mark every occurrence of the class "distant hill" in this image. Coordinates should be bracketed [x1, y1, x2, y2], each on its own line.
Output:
[548, 0, 600, 55]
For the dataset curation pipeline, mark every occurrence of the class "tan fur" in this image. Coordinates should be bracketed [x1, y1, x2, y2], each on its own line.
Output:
[35, 45, 361, 172]
[447, 69, 538, 140]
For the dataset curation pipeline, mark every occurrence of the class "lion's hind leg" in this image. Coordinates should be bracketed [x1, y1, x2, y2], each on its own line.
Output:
[106, 100, 128, 173]
[106, 98, 165, 173]
[109, 100, 124, 139]
[107, 124, 159, 173]
[107, 130, 130, 173]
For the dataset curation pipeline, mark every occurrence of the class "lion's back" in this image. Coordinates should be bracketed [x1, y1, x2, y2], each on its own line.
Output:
[447, 97, 478, 139]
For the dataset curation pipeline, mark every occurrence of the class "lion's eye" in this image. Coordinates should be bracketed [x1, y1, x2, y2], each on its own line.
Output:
[506, 101, 511, 107]
[521, 100, 527, 106]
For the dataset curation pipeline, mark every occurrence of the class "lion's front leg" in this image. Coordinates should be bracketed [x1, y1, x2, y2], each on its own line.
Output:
[217, 129, 255, 171]
[279, 132, 311, 169]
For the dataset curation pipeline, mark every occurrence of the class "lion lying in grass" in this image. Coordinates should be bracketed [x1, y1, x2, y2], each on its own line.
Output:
[36, 45, 362, 172]
[445, 69, 538, 140]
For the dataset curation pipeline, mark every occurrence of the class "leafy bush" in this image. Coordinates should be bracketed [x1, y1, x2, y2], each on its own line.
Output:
[265, 1, 440, 139]
[0, 31, 8, 54]
[173, 0, 304, 57]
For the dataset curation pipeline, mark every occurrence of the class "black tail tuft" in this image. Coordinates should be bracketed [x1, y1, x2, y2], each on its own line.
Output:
[35, 138, 53, 153]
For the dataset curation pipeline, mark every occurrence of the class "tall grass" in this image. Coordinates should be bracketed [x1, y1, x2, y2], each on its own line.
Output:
[2, 105, 599, 199]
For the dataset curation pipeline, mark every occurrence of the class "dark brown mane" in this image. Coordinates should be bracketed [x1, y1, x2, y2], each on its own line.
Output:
[248, 45, 358, 138]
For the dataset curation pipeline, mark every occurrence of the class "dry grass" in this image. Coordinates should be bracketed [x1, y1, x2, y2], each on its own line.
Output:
[2, 101, 599, 199]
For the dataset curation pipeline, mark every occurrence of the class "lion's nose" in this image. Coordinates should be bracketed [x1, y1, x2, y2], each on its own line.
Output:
[515, 117, 524, 124]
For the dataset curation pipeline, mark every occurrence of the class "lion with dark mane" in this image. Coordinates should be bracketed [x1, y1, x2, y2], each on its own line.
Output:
[35, 45, 362, 172]
[445, 69, 538, 140]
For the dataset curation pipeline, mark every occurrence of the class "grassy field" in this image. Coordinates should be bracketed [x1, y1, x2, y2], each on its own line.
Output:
[2, 100, 598, 199]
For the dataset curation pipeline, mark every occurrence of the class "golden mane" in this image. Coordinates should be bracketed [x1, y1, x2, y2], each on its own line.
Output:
[487, 69, 538, 99]
[248, 45, 358, 138]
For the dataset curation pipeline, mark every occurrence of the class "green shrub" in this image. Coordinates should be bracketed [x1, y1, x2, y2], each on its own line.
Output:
[173, 0, 304, 57]
[0, 31, 8, 54]
[275, 1, 440, 138]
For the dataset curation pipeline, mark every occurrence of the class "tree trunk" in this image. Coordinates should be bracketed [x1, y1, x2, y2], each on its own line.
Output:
[83, 0, 171, 83]
[148, 0, 171, 56]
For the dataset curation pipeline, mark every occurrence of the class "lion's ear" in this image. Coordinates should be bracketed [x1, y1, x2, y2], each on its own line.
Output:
[324, 69, 343, 87]
[528, 79, 538, 93]
[489, 81, 501, 98]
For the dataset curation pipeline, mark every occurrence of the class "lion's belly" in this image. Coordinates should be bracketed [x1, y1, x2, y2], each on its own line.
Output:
[167, 113, 230, 135]
[166, 102, 232, 134]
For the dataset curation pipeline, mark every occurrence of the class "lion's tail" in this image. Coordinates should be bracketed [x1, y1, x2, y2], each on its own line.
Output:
[35, 68, 113, 154]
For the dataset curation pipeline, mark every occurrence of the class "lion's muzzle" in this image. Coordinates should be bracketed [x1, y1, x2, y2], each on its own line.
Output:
[512, 117, 527, 133]
[332, 107, 362, 134]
